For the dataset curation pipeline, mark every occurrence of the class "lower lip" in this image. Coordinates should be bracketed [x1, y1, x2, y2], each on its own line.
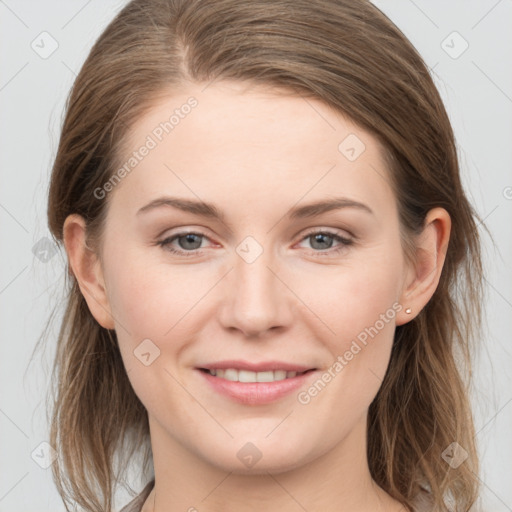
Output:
[197, 369, 315, 405]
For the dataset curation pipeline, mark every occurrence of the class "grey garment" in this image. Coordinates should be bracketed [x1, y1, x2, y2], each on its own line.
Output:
[119, 480, 155, 512]
[119, 480, 432, 512]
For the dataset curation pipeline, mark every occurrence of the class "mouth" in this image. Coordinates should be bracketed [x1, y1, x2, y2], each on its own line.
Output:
[198, 367, 315, 382]
[195, 362, 318, 405]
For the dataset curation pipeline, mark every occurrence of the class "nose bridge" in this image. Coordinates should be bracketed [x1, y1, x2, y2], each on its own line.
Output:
[219, 237, 292, 337]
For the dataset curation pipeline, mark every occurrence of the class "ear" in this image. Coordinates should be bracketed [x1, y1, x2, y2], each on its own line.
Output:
[396, 207, 451, 326]
[63, 214, 115, 330]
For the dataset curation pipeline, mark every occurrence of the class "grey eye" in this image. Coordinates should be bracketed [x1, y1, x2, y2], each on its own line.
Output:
[308, 233, 335, 250]
[176, 233, 203, 250]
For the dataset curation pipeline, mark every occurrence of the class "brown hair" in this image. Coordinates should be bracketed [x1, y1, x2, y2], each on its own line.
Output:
[43, 0, 484, 510]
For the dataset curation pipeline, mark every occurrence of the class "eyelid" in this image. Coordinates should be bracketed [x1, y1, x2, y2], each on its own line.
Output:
[156, 226, 355, 257]
[298, 226, 354, 240]
[156, 225, 214, 239]
[292, 228, 354, 255]
[157, 225, 353, 244]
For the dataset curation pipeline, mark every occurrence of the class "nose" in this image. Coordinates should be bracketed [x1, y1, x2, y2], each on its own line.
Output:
[218, 246, 294, 338]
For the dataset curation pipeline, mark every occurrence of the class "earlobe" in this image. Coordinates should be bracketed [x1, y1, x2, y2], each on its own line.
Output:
[63, 214, 115, 330]
[396, 207, 451, 326]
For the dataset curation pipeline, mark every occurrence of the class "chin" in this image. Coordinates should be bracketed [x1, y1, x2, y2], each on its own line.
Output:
[211, 451, 309, 476]
[195, 434, 318, 475]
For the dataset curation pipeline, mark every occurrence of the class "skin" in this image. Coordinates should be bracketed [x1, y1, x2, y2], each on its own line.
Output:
[64, 80, 450, 512]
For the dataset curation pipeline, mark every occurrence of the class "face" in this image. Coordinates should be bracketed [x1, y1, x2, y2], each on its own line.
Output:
[96, 80, 411, 474]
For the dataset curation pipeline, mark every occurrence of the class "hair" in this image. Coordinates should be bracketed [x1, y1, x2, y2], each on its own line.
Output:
[43, 0, 485, 510]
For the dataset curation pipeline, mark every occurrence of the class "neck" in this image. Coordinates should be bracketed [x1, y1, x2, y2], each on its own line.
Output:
[144, 414, 402, 512]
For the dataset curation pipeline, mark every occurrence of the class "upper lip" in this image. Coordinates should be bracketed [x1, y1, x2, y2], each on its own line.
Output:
[198, 360, 316, 372]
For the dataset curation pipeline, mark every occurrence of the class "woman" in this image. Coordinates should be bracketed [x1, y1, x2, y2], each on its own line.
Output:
[45, 0, 484, 511]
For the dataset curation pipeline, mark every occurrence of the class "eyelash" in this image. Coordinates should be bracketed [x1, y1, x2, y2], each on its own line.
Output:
[156, 229, 354, 257]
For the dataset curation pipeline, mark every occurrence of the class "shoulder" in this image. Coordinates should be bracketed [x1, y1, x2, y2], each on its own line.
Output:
[119, 479, 155, 512]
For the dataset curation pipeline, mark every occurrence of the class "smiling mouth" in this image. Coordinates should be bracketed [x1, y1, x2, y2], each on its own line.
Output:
[198, 368, 315, 383]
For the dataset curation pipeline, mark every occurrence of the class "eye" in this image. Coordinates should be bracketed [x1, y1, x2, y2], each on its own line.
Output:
[156, 229, 354, 257]
[157, 231, 210, 257]
[296, 229, 354, 256]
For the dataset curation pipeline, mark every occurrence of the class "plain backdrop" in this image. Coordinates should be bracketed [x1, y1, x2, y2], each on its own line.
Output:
[0, 1, 511, 511]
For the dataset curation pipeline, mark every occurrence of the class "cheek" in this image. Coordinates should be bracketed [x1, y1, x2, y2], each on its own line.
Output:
[298, 250, 402, 334]
[105, 247, 206, 339]
[293, 247, 403, 393]
[105, 229, 404, 359]
[343, 261, 404, 383]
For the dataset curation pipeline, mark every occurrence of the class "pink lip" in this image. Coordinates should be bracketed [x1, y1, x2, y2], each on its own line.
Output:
[196, 368, 317, 405]
[198, 360, 315, 372]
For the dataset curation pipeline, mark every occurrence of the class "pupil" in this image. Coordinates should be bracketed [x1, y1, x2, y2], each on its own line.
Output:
[311, 233, 332, 250]
[179, 234, 202, 250]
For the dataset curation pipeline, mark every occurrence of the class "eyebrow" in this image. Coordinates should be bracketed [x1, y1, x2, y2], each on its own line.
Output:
[136, 196, 374, 222]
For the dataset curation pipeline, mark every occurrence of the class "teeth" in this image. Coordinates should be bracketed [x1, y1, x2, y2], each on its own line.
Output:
[239, 370, 257, 382]
[224, 368, 238, 381]
[207, 368, 304, 382]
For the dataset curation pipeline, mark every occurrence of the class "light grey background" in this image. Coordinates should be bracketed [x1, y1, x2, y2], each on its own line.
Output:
[0, 1, 511, 511]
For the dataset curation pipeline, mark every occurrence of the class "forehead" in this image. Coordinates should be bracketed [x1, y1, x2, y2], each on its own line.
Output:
[127, 81, 376, 162]
[112, 81, 396, 219]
